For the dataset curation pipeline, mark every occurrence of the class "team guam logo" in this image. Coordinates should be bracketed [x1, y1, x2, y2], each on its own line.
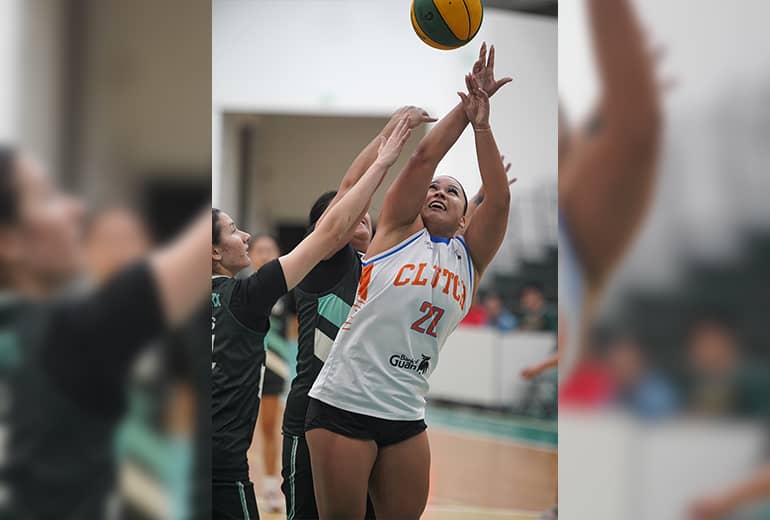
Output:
[417, 354, 431, 374]
[390, 353, 431, 375]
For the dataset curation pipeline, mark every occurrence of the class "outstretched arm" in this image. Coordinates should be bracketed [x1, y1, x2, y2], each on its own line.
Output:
[151, 209, 212, 326]
[560, 0, 662, 288]
[460, 75, 511, 278]
[690, 465, 770, 520]
[332, 106, 436, 202]
[278, 118, 412, 290]
[521, 353, 559, 380]
[377, 43, 512, 239]
[316, 106, 435, 258]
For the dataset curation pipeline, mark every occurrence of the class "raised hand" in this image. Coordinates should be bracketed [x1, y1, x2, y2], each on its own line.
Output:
[376, 116, 412, 167]
[458, 74, 490, 130]
[392, 105, 438, 129]
[471, 42, 513, 98]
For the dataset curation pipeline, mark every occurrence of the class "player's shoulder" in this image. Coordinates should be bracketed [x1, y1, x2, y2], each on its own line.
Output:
[369, 227, 427, 260]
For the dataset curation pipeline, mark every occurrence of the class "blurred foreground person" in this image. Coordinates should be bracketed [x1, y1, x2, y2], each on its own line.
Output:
[0, 146, 210, 519]
[85, 207, 209, 519]
[558, 0, 663, 384]
[85, 207, 153, 285]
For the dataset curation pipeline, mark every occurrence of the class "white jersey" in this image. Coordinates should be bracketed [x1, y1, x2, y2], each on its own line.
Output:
[309, 228, 474, 420]
[558, 213, 584, 386]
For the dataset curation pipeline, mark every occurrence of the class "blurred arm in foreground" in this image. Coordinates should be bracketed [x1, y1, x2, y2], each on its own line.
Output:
[0, 145, 210, 519]
[690, 464, 770, 520]
[560, 0, 663, 290]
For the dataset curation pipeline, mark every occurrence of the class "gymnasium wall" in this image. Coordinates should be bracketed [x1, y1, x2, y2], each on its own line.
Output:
[212, 1, 557, 222]
[219, 113, 425, 236]
[72, 0, 211, 203]
[429, 328, 556, 409]
[0, 0, 21, 143]
[8, 0, 211, 204]
[560, 411, 766, 520]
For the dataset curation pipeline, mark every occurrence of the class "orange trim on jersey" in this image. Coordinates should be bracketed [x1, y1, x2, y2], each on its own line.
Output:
[358, 263, 374, 301]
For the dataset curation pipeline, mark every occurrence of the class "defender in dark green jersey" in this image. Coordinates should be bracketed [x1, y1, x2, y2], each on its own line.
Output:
[211, 117, 414, 519]
[0, 146, 210, 519]
[282, 192, 374, 520]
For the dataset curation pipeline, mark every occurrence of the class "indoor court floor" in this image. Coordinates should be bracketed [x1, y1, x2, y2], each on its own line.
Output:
[251, 404, 558, 519]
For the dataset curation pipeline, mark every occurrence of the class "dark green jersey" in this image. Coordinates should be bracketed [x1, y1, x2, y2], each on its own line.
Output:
[282, 245, 361, 436]
[0, 262, 163, 519]
[211, 259, 286, 482]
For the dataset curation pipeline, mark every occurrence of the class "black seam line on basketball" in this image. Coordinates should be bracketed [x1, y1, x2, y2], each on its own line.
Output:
[425, 0, 466, 46]
[417, 1, 462, 47]
[470, 2, 483, 40]
[432, 0, 467, 43]
[461, 0, 472, 40]
[412, 8, 431, 45]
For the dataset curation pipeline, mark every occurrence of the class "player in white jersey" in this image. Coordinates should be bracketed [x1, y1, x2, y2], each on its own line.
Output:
[307, 45, 513, 520]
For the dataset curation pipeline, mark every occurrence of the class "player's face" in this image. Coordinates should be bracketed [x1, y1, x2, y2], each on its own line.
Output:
[420, 176, 466, 237]
[350, 212, 372, 253]
[3, 154, 86, 288]
[213, 212, 252, 273]
[249, 236, 280, 270]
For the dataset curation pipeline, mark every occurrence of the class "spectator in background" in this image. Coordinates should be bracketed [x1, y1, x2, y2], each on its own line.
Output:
[518, 282, 557, 332]
[604, 335, 677, 419]
[559, 328, 615, 407]
[684, 317, 770, 419]
[461, 292, 488, 326]
[483, 292, 518, 332]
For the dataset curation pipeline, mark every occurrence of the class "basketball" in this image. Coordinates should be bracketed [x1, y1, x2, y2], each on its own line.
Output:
[411, 0, 484, 50]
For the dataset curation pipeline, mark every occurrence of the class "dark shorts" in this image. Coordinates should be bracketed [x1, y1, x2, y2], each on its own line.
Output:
[212, 480, 259, 520]
[304, 398, 427, 448]
[262, 366, 286, 396]
[282, 433, 376, 520]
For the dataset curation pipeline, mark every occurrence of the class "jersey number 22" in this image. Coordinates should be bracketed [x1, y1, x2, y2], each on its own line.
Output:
[410, 301, 444, 338]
